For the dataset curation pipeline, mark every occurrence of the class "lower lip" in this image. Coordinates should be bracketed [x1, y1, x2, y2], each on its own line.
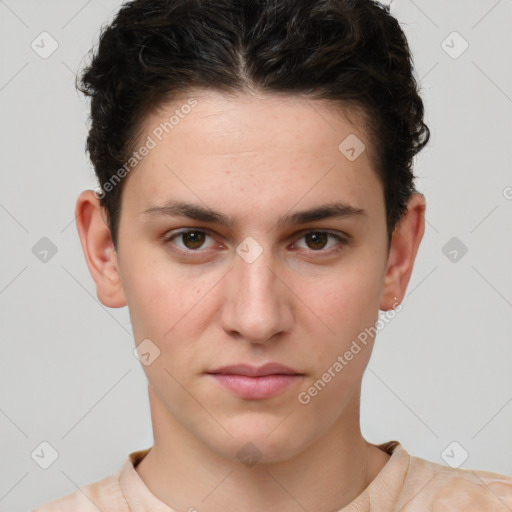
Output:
[209, 374, 302, 400]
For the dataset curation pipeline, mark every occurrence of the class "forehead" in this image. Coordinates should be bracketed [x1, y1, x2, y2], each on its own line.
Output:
[122, 89, 384, 229]
[142, 89, 374, 159]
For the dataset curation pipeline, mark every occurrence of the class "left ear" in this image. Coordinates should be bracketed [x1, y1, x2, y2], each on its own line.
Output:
[380, 192, 426, 310]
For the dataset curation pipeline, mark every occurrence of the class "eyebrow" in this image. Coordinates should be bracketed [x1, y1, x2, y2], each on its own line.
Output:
[141, 200, 367, 228]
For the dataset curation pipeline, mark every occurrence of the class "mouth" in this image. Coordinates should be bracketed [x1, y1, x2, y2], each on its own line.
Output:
[206, 363, 305, 400]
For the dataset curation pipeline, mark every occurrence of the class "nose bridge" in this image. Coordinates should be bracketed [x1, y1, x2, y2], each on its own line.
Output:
[235, 236, 280, 306]
[223, 236, 291, 342]
[238, 246, 276, 294]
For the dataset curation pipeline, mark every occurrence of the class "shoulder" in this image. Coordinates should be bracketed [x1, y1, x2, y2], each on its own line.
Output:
[32, 447, 151, 511]
[402, 452, 512, 511]
[32, 472, 127, 512]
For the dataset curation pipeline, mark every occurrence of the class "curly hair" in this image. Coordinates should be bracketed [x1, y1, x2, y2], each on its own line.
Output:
[77, 0, 430, 250]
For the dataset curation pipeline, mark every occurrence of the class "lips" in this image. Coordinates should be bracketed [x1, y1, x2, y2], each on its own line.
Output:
[207, 363, 302, 377]
[206, 363, 304, 400]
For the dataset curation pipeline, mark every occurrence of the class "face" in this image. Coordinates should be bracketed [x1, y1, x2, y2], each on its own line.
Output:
[91, 90, 408, 463]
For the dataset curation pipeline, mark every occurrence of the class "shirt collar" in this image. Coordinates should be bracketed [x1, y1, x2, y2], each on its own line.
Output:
[119, 441, 408, 512]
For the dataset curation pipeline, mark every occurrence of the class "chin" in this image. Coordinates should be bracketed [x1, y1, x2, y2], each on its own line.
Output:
[208, 420, 311, 466]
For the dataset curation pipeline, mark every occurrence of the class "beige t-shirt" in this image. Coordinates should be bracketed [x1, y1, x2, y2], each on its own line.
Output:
[33, 441, 512, 511]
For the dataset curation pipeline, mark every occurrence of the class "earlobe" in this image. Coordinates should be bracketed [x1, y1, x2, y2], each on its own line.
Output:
[380, 193, 426, 311]
[75, 190, 127, 308]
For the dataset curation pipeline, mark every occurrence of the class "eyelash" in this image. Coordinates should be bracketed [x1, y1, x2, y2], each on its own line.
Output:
[161, 229, 348, 257]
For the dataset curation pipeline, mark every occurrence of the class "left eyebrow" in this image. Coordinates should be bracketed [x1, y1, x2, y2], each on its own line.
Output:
[141, 200, 367, 228]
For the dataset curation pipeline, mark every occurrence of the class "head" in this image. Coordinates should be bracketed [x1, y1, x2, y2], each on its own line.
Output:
[76, 0, 429, 463]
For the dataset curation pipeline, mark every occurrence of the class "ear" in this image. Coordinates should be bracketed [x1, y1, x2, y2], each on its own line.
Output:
[75, 189, 127, 308]
[380, 193, 426, 310]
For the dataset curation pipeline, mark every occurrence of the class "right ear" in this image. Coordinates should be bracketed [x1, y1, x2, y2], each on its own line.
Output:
[75, 190, 127, 308]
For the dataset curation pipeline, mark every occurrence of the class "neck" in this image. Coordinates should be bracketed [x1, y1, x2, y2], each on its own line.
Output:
[135, 386, 390, 512]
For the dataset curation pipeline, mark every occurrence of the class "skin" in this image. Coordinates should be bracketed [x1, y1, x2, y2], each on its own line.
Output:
[76, 89, 425, 512]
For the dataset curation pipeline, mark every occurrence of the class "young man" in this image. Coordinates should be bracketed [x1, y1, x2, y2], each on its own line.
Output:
[35, 0, 512, 510]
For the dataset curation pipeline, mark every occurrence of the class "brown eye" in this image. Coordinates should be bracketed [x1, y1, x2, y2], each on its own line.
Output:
[294, 231, 346, 252]
[164, 229, 214, 251]
[304, 232, 329, 250]
[162, 228, 347, 258]
[180, 230, 207, 249]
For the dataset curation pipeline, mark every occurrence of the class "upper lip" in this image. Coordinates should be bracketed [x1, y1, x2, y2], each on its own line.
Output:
[207, 363, 302, 377]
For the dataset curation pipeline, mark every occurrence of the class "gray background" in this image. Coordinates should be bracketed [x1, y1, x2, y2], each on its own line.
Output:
[0, 1, 511, 510]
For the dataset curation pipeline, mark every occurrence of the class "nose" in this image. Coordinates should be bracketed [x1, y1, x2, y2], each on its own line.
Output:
[220, 244, 294, 344]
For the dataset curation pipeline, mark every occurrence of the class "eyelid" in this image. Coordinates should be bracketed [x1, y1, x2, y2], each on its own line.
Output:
[293, 227, 349, 240]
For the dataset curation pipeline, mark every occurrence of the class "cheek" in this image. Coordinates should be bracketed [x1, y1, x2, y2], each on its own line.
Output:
[119, 251, 178, 342]
[304, 264, 383, 334]
[121, 255, 215, 368]
[294, 254, 385, 379]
